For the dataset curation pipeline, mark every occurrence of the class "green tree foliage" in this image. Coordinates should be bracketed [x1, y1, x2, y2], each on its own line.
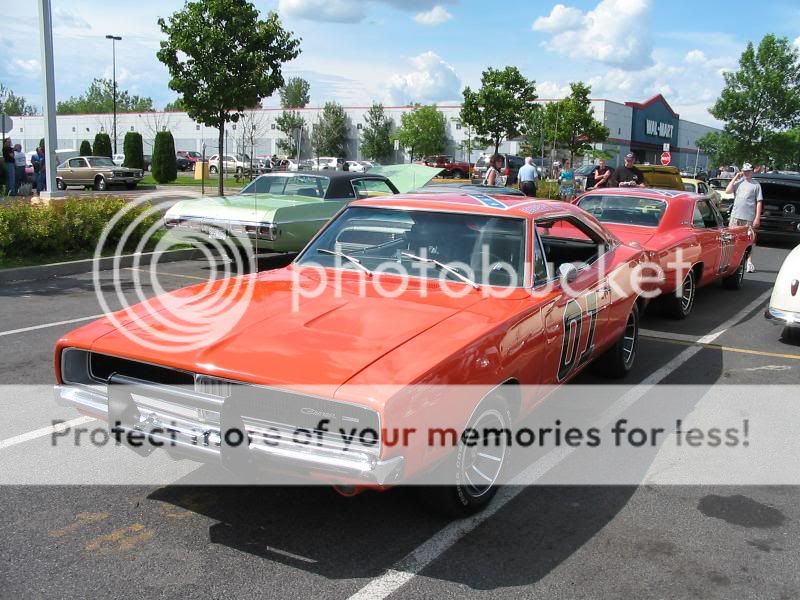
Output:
[122, 131, 145, 170]
[0, 84, 38, 116]
[544, 82, 609, 163]
[279, 77, 310, 108]
[519, 106, 545, 158]
[395, 104, 446, 162]
[79, 140, 92, 156]
[92, 133, 112, 158]
[460, 67, 537, 155]
[157, 0, 300, 196]
[163, 97, 187, 112]
[311, 102, 349, 158]
[710, 34, 800, 162]
[57, 78, 155, 114]
[360, 103, 394, 163]
[275, 111, 306, 157]
[696, 131, 739, 166]
[151, 131, 178, 183]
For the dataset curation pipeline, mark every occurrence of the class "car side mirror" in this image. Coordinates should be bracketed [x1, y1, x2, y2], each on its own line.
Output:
[558, 263, 578, 285]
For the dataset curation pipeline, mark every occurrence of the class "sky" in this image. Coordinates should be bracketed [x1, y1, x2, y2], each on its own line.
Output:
[2, 0, 800, 127]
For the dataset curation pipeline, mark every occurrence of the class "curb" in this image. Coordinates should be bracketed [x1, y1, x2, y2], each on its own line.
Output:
[0, 248, 202, 284]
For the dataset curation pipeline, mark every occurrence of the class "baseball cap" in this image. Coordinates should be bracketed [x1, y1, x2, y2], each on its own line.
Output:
[742, 162, 753, 171]
[625, 153, 634, 160]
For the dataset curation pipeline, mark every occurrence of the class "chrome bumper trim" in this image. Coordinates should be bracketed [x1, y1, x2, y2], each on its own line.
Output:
[764, 306, 800, 326]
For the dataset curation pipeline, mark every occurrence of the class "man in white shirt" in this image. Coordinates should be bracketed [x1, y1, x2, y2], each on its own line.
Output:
[518, 157, 538, 196]
[13, 144, 27, 194]
[726, 162, 762, 272]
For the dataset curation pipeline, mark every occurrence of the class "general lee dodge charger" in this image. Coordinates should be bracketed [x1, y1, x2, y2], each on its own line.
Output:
[575, 188, 755, 319]
[56, 193, 647, 516]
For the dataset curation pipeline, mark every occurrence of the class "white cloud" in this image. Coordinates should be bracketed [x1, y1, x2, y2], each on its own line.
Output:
[532, 0, 653, 70]
[13, 59, 39, 74]
[532, 4, 583, 32]
[386, 51, 461, 105]
[537, 81, 572, 99]
[685, 49, 706, 64]
[414, 5, 453, 25]
[794, 36, 800, 50]
[279, 0, 454, 23]
[54, 8, 91, 29]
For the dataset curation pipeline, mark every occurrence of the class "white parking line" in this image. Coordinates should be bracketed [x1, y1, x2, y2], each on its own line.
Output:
[347, 288, 773, 600]
[0, 416, 95, 451]
[0, 315, 105, 338]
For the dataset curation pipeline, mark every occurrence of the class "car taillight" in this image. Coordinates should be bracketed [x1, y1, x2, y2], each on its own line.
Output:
[503, 167, 510, 176]
[792, 279, 799, 297]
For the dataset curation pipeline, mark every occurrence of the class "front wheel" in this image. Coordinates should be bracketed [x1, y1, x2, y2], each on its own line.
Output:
[419, 394, 511, 518]
[595, 303, 639, 378]
[723, 252, 747, 290]
[94, 176, 107, 192]
[451, 169, 464, 179]
[665, 269, 696, 319]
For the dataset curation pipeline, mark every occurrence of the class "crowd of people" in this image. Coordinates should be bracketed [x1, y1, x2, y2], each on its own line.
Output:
[2, 137, 47, 197]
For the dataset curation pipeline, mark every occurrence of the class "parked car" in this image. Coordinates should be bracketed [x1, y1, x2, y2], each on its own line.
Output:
[56, 193, 643, 516]
[208, 154, 247, 175]
[313, 157, 344, 170]
[164, 171, 408, 252]
[176, 155, 192, 171]
[345, 160, 367, 173]
[143, 155, 152, 172]
[574, 164, 598, 192]
[707, 177, 735, 219]
[765, 243, 800, 335]
[682, 177, 721, 210]
[112, 153, 125, 166]
[635, 165, 684, 190]
[56, 156, 143, 191]
[472, 153, 525, 185]
[176, 150, 202, 164]
[414, 183, 525, 197]
[422, 155, 471, 179]
[753, 173, 800, 240]
[359, 160, 380, 171]
[574, 187, 754, 319]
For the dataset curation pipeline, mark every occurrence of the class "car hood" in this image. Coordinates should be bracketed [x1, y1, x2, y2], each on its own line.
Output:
[164, 193, 322, 223]
[86, 267, 483, 394]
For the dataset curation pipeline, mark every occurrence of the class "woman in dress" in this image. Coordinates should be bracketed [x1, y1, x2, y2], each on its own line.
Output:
[558, 158, 575, 200]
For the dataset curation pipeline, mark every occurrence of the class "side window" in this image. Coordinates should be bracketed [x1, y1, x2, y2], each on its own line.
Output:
[533, 229, 549, 284]
[352, 179, 395, 199]
[693, 200, 718, 229]
[699, 183, 708, 194]
[68, 158, 84, 168]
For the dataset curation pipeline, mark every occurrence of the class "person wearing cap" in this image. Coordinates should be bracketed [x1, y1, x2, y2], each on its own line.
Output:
[611, 153, 645, 187]
[726, 163, 762, 272]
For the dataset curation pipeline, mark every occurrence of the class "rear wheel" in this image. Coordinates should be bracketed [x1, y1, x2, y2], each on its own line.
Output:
[209, 165, 218, 174]
[56, 178, 66, 191]
[666, 269, 696, 319]
[419, 394, 511, 518]
[723, 252, 747, 290]
[595, 303, 639, 378]
[451, 169, 464, 179]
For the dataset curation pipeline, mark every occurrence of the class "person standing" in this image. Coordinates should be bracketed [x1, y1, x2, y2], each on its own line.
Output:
[590, 159, 613, 189]
[2, 138, 16, 196]
[482, 154, 505, 186]
[14, 144, 27, 194]
[558, 158, 575, 200]
[518, 156, 538, 196]
[32, 145, 46, 194]
[611, 153, 646, 187]
[726, 163, 762, 273]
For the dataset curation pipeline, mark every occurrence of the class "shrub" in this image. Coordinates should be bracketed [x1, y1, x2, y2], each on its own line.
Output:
[0, 197, 163, 260]
[122, 132, 144, 170]
[79, 140, 92, 156]
[93, 133, 112, 158]
[151, 131, 177, 183]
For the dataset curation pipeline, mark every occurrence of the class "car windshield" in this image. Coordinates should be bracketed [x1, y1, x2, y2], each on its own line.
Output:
[240, 174, 330, 197]
[87, 158, 116, 168]
[576, 165, 595, 176]
[708, 179, 726, 190]
[578, 194, 667, 227]
[188, 152, 201, 158]
[297, 206, 527, 287]
[683, 183, 697, 193]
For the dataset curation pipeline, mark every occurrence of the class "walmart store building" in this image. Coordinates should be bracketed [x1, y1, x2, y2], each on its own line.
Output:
[8, 93, 719, 170]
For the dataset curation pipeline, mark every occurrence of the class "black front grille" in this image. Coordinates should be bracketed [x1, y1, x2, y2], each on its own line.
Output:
[90, 353, 194, 386]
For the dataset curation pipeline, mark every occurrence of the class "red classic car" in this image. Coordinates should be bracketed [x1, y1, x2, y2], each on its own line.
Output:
[574, 188, 755, 318]
[55, 193, 647, 515]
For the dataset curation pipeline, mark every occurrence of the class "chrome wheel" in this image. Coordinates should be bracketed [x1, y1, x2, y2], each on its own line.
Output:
[622, 310, 638, 367]
[680, 271, 695, 314]
[459, 408, 508, 499]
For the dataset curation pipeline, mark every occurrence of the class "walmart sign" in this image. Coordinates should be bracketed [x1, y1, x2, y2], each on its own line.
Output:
[646, 120, 674, 139]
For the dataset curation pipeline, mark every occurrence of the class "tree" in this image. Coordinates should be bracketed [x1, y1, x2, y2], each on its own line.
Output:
[519, 105, 545, 158]
[152, 131, 178, 183]
[57, 78, 154, 114]
[79, 140, 92, 156]
[0, 84, 37, 116]
[311, 102, 349, 158]
[279, 77, 310, 108]
[395, 104, 446, 162]
[163, 98, 187, 112]
[545, 82, 609, 163]
[235, 109, 271, 170]
[768, 127, 800, 170]
[460, 66, 537, 155]
[157, 1, 300, 196]
[360, 103, 394, 163]
[123, 131, 145, 170]
[710, 34, 800, 162]
[696, 131, 739, 166]
[275, 111, 306, 158]
[93, 133, 112, 158]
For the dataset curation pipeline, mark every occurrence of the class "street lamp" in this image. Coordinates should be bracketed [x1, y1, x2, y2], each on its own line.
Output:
[105, 34, 122, 154]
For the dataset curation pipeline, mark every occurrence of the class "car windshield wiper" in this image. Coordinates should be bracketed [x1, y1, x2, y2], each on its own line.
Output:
[401, 252, 479, 289]
[317, 248, 373, 276]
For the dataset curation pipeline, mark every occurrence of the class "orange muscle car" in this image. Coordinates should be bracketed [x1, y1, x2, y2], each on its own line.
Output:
[55, 192, 647, 515]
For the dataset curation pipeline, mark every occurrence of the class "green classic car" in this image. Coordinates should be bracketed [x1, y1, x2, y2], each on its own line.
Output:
[164, 171, 408, 252]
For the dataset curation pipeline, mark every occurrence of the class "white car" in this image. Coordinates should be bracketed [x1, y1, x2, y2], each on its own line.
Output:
[208, 154, 247, 174]
[112, 153, 125, 166]
[765, 243, 800, 334]
[313, 156, 344, 170]
[344, 160, 366, 172]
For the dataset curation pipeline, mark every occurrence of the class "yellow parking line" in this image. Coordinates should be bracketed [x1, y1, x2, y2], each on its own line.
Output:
[642, 335, 800, 361]
[125, 267, 212, 282]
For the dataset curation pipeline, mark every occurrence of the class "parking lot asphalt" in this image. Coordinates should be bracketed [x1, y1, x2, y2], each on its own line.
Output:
[0, 241, 798, 599]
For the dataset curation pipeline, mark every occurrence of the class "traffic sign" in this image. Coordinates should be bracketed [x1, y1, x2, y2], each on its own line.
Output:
[662, 143, 670, 152]
[0, 113, 13, 135]
[660, 151, 671, 166]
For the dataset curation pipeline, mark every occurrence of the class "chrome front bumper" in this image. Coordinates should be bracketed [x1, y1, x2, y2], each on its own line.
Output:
[54, 382, 404, 485]
[764, 306, 800, 327]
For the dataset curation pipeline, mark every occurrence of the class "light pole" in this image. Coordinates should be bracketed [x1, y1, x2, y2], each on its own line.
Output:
[105, 34, 122, 154]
